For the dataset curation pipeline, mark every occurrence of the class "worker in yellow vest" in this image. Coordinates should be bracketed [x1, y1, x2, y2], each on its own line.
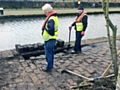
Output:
[69, 4, 88, 54]
[41, 3, 58, 71]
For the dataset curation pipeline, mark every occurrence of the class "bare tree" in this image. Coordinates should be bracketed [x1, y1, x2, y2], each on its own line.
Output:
[102, 0, 118, 79]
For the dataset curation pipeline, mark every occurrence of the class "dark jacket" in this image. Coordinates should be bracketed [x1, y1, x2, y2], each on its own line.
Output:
[46, 14, 57, 36]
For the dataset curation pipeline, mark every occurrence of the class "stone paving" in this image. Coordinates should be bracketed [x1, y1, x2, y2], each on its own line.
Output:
[0, 37, 120, 90]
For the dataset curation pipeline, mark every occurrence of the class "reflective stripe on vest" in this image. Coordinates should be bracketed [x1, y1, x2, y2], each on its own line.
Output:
[42, 16, 58, 41]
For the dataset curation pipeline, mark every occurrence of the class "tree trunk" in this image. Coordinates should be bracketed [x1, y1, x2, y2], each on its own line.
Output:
[102, 0, 118, 79]
[116, 66, 120, 90]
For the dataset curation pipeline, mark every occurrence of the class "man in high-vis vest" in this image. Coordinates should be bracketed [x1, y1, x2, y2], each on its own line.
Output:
[69, 4, 88, 54]
[41, 4, 58, 71]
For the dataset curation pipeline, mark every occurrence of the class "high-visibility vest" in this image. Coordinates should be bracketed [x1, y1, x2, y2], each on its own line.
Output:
[76, 14, 87, 31]
[76, 22, 83, 31]
[42, 16, 58, 41]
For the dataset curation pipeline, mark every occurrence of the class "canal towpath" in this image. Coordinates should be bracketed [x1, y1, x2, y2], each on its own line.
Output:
[0, 7, 120, 17]
[0, 8, 120, 89]
[0, 36, 120, 89]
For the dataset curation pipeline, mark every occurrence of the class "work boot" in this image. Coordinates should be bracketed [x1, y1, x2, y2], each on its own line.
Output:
[41, 67, 52, 72]
[71, 50, 82, 54]
[71, 50, 77, 54]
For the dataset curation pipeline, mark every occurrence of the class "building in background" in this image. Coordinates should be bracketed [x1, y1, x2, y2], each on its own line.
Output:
[0, 0, 120, 2]
[0, 0, 120, 9]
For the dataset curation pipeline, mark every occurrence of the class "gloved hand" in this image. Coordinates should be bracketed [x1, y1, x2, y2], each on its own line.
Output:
[81, 31, 85, 36]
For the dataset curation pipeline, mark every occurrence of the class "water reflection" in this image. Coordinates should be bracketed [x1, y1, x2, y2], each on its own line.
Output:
[0, 14, 120, 51]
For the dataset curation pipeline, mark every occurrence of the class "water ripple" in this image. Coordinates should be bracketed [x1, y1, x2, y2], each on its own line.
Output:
[0, 14, 120, 51]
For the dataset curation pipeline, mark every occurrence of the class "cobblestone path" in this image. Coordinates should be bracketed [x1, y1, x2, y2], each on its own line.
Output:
[0, 38, 120, 90]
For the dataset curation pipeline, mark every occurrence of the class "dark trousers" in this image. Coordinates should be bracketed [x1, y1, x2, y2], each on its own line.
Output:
[74, 31, 83, 52]
[44, 39, 56, 70]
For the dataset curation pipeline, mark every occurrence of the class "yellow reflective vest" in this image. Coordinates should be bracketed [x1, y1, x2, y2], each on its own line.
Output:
[75, 14, 87, 31]
[42, 16, 58, 41]
[76, 22, 83, 31]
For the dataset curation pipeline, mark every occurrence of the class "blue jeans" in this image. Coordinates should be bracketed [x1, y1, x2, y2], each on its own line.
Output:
[44, 39, 56, 70]
[74, 31, 83, 52]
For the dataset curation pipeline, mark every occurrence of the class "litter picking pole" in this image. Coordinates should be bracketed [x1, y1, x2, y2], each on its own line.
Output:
[61, 69, 94, 81]
[68, 27, 71, 50]
[69, 27, 71, 45]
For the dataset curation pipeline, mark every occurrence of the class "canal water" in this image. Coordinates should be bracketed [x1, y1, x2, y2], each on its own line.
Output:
[0, 14, 120, 51]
